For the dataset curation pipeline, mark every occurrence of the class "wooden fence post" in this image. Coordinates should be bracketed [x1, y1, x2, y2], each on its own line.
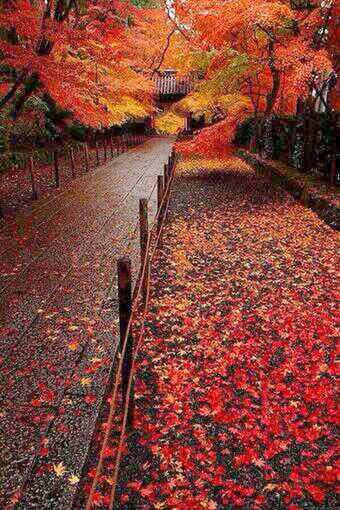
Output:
[117, 256, 134, 426]
[95, 140, 100, 166]
[164, 163, 168, 189]
[69, 147, 75, 178]
[139, 198, 148, 300]
[29, 156, 38, 199]
[84, 144, 90, 172]
[103, 137, 107, 163]
[171, 149, 176, 170]
[53, 149, 60, 188]
[109, 136, 114, 158]
[118, 256, 132, 354]
[139, 199, 148, 266]
[168, 156, 172, 173]
[157, 175, 164, 238]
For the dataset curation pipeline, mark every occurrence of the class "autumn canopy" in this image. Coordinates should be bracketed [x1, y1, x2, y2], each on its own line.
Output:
[0, 0, 338, 151]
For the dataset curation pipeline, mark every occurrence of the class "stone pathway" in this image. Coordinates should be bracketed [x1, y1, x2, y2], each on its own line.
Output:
[0, 136, 174, 509]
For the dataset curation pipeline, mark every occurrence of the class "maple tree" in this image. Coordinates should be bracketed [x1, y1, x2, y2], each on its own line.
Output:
[169, 0, 337, 155]
[0, 0, 156, 129]
[0, 1, 337, 142]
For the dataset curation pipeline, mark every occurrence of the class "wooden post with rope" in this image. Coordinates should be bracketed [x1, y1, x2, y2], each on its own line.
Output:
[117, 256, 132, 353]
[69, 147, 75, 178]
[157, 175, 164, 248]
[53, 149, 60, 188]
[109, 136, 114, 158]
[139, 198, 149, 301]
[164, 163, 168, 189]
[84, 144, 90, 172]
[103, 137, 108, 163]
[168, 155, 172, 173]
[95, 140, 100, 166]
[117, 256, 134, 427]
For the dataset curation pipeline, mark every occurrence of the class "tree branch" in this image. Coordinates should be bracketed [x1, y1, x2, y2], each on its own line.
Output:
[265, 40, 280, 115]
[0, 72, 26, 109]
[164, 0, 191, 42]
[256, 24, 279, 43]
[152, 28, 176, 76]
[57, 0, 79, 23]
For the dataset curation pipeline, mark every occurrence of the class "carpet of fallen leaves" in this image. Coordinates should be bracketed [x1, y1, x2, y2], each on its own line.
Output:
[82, 155, 338, 509]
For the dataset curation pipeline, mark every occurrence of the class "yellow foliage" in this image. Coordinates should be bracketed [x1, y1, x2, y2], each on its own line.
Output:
[177, 156, 253, 173]
[174, 91, 214, 117]
[217, 94, 252, 111]
[154, 112, 185, 135]
[101, 95, 154, 126]
[174, 91, 253, 124]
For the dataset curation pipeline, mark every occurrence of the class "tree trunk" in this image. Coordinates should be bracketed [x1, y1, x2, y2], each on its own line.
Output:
[265, 41, 280, 116]
[303, 108, 313, 173]
[0, 73, 26, 109]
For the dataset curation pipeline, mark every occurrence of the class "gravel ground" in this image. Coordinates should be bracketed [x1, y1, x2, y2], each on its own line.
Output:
[0, 137, 174, 509]
[79, 155, 338, 509]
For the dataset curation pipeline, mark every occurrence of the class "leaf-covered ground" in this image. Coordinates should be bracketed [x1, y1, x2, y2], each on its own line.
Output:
[83, 156, 338, 509]
[237, 150, 340, 230]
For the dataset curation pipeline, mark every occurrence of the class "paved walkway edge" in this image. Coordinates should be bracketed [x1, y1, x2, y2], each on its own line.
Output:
[237, 149, 339, 230]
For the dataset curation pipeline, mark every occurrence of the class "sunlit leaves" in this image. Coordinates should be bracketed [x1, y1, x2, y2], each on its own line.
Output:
[154, 112, 185, 135]
[68, 474, 80, 485]
[0, 0, 157, 127]
[53, 462, 66, 477]
[169, 0, 335, 154]
[176, 95, 253, 156]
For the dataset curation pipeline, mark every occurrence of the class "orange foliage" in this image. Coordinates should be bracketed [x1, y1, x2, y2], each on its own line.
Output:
[0, 0, 337, 137]
[177, 100, 253, 157]
[0, 1, 155, 127]
[171, 0, 336, 155]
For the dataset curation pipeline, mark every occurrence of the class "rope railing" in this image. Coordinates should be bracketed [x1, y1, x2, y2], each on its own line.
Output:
[84, 149, 177, 510]
[0, 134, 149, 218]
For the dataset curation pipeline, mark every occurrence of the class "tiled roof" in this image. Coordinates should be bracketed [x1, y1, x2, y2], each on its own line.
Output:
[153, 73, 192, 96]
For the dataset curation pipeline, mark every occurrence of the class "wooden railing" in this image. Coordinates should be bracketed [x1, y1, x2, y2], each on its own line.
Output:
[0, 134, 148, 218]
